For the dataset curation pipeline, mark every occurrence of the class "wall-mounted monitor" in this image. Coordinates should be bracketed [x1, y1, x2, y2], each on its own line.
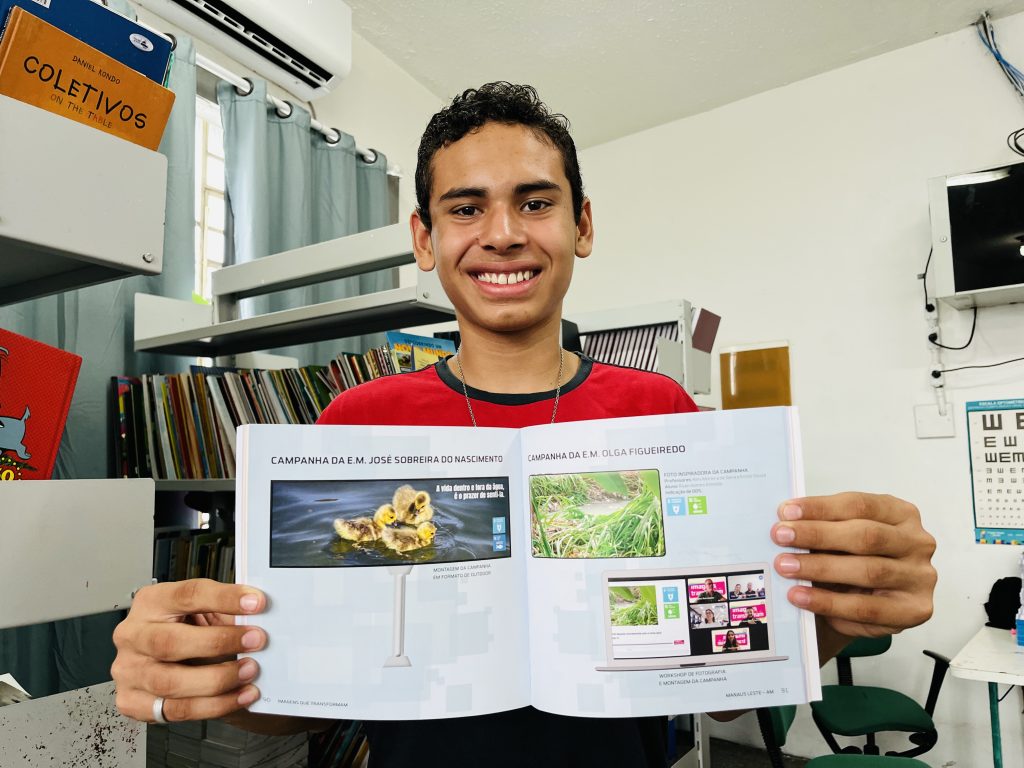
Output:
[928, 162, 1024, 309]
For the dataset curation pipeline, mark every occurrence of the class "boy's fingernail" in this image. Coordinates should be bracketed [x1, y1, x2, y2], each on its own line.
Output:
[237, 686, 259, 707]
[777, 555, 800, 575]
[781, 504, 802, 521]
[241, 630, 262, 650]
[791, 589, 812, 607]
[773, 524, 796, 545]
[240, 594, 260, 612]
[238, 659, 258, 681]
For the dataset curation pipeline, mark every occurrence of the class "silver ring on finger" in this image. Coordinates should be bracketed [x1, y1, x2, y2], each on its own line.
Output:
[152, 695, 168, 724]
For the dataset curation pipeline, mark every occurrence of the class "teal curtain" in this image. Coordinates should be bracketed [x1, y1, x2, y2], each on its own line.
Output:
[218, 79, 394, 365]
[0, 27, 197, 699]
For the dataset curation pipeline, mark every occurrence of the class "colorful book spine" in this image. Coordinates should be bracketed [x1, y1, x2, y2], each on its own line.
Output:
[0, 7, 175, 150]
[0, 0, 173, 84]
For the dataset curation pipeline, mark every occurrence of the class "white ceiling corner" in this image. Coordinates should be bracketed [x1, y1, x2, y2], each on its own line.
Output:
[346, 0, 1024, 148]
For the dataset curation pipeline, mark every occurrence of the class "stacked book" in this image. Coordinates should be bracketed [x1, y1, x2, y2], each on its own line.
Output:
[113, 334, 456, 481]
[153, 526, 234, 584]
[148, 720, 309, 768]
[111, 366, 333, 481]
[0, 0, 174, 149]
[309, 722, 367, 768]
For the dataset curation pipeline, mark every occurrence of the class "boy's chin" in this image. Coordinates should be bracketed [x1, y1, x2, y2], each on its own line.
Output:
[464, 312, 550, 336]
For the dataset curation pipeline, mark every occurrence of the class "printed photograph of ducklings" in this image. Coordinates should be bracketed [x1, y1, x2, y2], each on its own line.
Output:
[530, 469, 666, 559]
[270, 477, 513, 567]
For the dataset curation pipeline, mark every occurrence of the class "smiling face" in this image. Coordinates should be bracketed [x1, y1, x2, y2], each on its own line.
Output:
[411, 122, 593, 342]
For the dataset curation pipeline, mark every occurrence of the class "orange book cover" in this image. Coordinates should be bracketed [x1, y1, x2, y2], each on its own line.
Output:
[0, 6, 175, 150]
[0, 328, 82, 480]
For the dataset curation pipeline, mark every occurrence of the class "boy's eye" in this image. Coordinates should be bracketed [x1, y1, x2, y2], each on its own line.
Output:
[453, 205, 478, 217]
[523, 200, 550, 212]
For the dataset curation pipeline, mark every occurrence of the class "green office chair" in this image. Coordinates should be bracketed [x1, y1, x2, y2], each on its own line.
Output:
[757, 706, 930, 768]
[810, 636, 951, 759]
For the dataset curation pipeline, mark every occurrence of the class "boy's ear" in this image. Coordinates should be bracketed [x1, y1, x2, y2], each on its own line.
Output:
[410, 210, 435, 271]
[575, 198, 594, 259]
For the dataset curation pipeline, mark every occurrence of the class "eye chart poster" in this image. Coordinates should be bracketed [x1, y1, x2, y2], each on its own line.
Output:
[968, 399, 1024, 545]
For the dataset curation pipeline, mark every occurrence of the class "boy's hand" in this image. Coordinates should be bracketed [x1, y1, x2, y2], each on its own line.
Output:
[771, 493, 937, 642]
[111, 579, 267, 723]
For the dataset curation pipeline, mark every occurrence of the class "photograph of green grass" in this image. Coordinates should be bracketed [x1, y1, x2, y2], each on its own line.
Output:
[608, 585, 659, 626]
[530, 470, 666, 558]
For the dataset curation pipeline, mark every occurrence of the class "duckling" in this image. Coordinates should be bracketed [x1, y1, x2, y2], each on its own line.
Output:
[402, 498, 434, 526]
[394, 486, 433, 525]
[333, 504, 397, 543]
[381, 521, 437, 553]
[392, 484, 417, 517]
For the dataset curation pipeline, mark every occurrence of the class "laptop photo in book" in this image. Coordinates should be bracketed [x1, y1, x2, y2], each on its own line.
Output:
[596, 563, 789, 671]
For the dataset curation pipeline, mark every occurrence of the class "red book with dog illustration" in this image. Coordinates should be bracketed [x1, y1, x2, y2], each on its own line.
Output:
[0, 328, 81, 480]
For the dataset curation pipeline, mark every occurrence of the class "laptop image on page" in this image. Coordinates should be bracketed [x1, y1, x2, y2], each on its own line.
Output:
[595, 563, 789, 671]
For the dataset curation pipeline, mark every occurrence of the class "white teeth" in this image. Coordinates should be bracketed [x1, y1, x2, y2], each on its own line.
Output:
[476, 270, 535, 284]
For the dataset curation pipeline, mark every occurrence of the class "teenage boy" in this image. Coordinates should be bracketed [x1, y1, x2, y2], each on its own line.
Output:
[112, 83, 937, 767]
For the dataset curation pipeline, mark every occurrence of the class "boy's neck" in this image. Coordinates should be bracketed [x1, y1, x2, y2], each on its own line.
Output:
[452, 320, 579, 395]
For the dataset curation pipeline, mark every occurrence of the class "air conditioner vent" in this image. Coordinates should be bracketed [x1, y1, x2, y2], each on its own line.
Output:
[168, 0, 333, 90]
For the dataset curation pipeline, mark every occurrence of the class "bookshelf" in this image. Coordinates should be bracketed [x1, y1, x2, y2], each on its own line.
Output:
[0, 97, 168, 766]
[133, 223, 455, 357]
[0, 95, 167, 306]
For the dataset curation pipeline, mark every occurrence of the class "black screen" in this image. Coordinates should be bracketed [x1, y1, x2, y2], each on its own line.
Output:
[947, 164, 1024, 293]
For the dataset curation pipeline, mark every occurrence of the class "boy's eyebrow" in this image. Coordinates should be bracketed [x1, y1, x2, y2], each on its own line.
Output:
[436, 180, 562, 203]
[438, 186, 487, 202]
[515, 180, 561, 196]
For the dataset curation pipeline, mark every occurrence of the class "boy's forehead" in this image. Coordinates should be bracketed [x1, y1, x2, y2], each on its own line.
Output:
[429, 122, 568, 198]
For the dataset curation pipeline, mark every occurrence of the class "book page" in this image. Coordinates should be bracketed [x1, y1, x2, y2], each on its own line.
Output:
[521, 407, 820, 717]
[236, 424, 529, 720]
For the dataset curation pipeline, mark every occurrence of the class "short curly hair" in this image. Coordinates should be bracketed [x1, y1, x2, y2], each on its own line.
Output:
[415, 82, 584, 231]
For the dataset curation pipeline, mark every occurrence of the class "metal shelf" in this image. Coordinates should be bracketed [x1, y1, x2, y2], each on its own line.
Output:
[0, 96, 166, 306]
[155, 479, 236, 492]
[135, 285, 453, 356]
[134, 223, 456, 357]
[0, 479, 154, 630]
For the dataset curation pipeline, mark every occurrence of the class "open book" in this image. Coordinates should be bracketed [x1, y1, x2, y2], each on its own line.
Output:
[236, 407, 821, 720]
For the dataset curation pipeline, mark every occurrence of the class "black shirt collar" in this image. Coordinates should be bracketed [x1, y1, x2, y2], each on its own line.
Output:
[435, 352, 593, 405]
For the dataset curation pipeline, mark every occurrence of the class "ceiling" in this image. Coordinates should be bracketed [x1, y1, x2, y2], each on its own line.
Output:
[346, 0, 1024, 149]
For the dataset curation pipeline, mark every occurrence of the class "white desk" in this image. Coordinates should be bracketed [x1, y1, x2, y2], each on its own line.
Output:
[950, 626, 1024, 768]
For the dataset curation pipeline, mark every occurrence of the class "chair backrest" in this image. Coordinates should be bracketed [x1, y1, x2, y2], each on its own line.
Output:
[836, 635, 892, 685]
[757, 705, 797, 768]
[838, 635, 892, 658]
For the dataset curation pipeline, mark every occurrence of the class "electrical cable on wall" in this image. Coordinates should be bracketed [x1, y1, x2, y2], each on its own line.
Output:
[919, 248, 950, 416]
[922, 247, 1024, 377]
[920, 247, 980, 350]
[976, 11, 1024, 155]
[936, 356, 1024, 375]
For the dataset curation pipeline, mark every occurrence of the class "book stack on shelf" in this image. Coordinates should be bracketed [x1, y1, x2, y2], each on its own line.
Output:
[115, 333, 456, 481]
[153, 526, 234, 584]
[0, 0, 175, 150]
[309, 722, 367, 768]
[148, 720, 309, 768]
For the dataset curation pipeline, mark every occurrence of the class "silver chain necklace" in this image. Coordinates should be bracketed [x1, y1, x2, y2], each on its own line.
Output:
[455, 348, 564, 427]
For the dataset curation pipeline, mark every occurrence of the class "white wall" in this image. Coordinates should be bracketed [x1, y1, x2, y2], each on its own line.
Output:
[576, 14, 1024, 767]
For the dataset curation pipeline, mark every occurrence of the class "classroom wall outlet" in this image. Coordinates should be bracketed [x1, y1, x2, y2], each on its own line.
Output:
[914, 403, 956, 439]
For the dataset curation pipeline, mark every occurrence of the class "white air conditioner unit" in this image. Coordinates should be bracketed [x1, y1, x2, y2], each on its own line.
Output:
[135, 0, 352, 101]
